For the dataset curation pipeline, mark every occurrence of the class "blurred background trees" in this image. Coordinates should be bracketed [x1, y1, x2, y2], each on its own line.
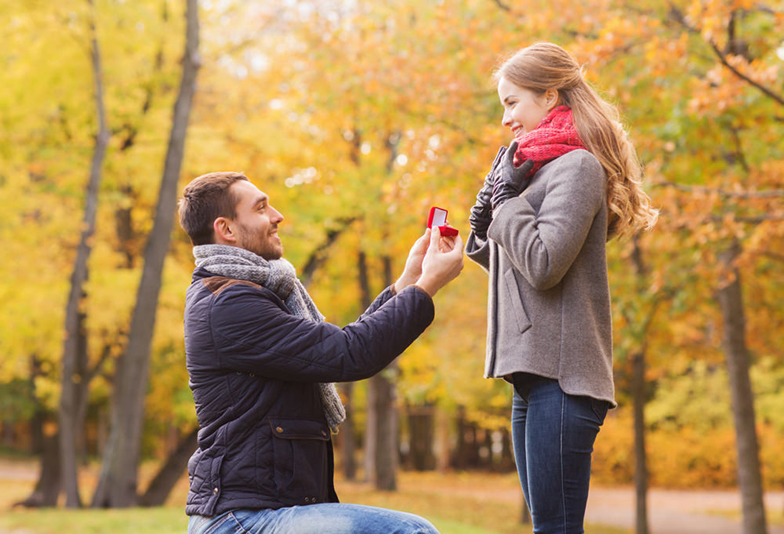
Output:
[1, 0, 783, 531]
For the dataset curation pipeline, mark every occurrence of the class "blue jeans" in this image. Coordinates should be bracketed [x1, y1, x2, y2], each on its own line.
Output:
[511, 373, 609, 534]
[187, 504, 440, 534]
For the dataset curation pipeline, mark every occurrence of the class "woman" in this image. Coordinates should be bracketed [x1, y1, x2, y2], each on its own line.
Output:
[465, 42, 657, 533]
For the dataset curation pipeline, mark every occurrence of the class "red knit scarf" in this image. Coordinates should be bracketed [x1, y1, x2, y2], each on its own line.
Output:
[512, 105, 585, 177]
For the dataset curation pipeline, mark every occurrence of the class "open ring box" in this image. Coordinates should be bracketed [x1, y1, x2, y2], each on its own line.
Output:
[427, 206, 459, 236]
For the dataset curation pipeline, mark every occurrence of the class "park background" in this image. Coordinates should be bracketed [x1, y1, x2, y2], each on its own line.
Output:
[1, 0, 783, 533]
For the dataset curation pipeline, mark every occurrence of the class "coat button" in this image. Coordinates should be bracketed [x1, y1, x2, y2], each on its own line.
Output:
[249, 373, 255, 377]
[213, 487, 219, 495]
[276, 426, 284, 433]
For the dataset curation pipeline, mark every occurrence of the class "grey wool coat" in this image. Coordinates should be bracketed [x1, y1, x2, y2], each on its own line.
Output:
[465, 149, 616, 406]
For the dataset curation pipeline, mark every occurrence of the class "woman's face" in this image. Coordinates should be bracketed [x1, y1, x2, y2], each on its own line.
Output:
[497, 76, 552, 138]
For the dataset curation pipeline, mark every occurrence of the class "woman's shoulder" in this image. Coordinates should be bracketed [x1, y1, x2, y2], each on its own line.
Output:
[548, 149, 602, 174]
[537, 149, 604, 186]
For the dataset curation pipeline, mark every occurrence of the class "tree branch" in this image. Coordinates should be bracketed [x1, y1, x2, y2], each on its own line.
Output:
[300, 217, 359, 288]
[706, 40, 784, 107]
[652, 181, 784, 199]
[667, 2, 784, 107]
[760, 251, 784, 263]
[489, 0, 511, 12]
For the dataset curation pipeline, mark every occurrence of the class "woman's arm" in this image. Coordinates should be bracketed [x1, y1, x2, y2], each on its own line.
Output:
[487, 151, 604, 290]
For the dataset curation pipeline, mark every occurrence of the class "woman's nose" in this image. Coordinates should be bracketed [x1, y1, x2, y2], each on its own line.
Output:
[501, 112, 512, 128]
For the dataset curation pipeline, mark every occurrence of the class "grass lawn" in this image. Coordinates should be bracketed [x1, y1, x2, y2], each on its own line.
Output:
[0, 457, 628, 534]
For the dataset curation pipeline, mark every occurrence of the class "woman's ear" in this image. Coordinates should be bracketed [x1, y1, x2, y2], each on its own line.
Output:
[213, 217, 237, 244]
[545, 88, 560, 111]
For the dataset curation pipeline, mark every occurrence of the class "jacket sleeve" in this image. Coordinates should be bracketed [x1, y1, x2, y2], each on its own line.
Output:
[464, 230, 491, 272]
[487, 152, 604, 291]
[210, 285, 434, 383]
[359, 286, 395, 318]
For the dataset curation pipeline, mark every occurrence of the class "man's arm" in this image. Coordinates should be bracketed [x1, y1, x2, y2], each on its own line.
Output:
[209, 227, 463, 383]
[210, 284, 434, 383]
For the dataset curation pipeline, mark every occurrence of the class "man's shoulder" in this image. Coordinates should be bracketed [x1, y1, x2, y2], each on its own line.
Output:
[201, 275, 264, 297]
[187, 272, 286, 311]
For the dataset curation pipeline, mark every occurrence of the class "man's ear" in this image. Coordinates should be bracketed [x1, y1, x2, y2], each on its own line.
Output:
[213, 217, 237, 244]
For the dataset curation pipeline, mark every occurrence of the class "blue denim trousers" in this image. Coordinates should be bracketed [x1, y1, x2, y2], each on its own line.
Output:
[511, 373, 609, 534]
[187, 504, 439, 534]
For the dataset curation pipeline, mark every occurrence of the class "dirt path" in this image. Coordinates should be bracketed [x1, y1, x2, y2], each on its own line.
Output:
[404, 477, 784, 534]
[586, 487, 784, 534]
[3, 459, 783, 534]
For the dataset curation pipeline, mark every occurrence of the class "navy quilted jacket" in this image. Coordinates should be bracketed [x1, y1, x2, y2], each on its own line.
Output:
[183, 266, 435, 516]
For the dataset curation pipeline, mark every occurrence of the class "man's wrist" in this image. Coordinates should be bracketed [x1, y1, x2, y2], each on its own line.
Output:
[414, 276, 439, 297]
[394, 274, 418, 295]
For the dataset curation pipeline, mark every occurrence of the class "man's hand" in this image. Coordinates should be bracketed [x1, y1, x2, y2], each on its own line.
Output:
[469, 146, 507, 239]
[416, 227, 464, 297]
[394, 229, 431, 294]
[491, 141, 534, 210]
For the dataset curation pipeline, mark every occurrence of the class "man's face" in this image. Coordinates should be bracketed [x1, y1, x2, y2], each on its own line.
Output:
[229, 180, 284, 260]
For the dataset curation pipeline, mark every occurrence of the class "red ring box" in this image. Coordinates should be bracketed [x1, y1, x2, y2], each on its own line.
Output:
[427, 206, 459, 236]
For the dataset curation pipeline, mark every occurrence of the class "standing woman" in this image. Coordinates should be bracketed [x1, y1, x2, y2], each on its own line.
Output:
[465, 42, 657, 533]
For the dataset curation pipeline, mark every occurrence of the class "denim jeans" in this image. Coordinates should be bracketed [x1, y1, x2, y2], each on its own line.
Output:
[511, 373, 609, 534]
[187, 504, 440, 534]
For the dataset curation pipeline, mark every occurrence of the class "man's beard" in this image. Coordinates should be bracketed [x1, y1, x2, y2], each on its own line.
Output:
[237, 224, 282, 261]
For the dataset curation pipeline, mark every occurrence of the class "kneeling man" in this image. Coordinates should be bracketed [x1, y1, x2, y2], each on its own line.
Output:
[178, 172, 463, 534]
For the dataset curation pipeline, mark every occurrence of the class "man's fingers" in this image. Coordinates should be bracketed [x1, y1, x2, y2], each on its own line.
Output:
[451, 233, 464, 255]
[429, 225, 441, 248]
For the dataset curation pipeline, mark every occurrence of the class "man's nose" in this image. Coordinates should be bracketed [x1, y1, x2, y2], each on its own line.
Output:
[270, 206, 284, 223]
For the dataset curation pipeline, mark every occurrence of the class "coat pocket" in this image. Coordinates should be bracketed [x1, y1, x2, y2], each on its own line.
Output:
[503, 269, 532, 334]
[269, 418, 330, 506]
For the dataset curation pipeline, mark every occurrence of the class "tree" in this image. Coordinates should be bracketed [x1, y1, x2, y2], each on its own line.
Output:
[57, 0, 110, 507]
[91, 0, 200, 508]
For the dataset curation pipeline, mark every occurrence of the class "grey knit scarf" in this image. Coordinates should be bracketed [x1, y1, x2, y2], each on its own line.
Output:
[193, 244, 346, 433]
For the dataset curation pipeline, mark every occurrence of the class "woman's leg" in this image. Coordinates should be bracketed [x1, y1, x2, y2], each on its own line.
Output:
[518, 376, 608, 534]
[511, 379, 531, 510]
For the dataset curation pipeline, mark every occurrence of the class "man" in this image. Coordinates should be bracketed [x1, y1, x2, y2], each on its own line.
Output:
[178, 171, 463, 534]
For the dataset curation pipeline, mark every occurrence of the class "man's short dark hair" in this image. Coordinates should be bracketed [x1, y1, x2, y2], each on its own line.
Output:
[178, 171, 249, 245]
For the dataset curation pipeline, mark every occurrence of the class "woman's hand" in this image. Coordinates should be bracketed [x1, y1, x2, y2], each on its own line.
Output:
[469, 146, 508, 238]
[491, 141, 535, 210]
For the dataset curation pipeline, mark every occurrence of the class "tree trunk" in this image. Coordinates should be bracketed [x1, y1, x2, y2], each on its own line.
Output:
[340, 382, 357, 481]
[632, 351, 650, 534]
[453, 408, 468, 469]
[29, 356, 44, 456]
[16, 426, 60, 508]
[717, 241, 768, 534]
[358, 250, 376, 483]
[91, 0, 200, 508]
[139, 427, 199, 506]
[364, 378, 378, 483]
[499, 427, 515, 472]
[59, 0, 110, 507]
[630, 238, 651, 534]
[435, 408, 450, 472]
[373, 365, 398, 490]
[374, 255, 398, 491]
[408, 404, 435, 471]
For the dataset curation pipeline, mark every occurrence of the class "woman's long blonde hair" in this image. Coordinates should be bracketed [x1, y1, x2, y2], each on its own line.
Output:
[495, 42, 658, 239]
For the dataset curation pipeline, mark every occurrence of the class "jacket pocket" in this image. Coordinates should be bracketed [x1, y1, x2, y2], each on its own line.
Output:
[186, 427, 226, 516]
[269, 418, 330, 506]
[503, 269, 532, 334]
